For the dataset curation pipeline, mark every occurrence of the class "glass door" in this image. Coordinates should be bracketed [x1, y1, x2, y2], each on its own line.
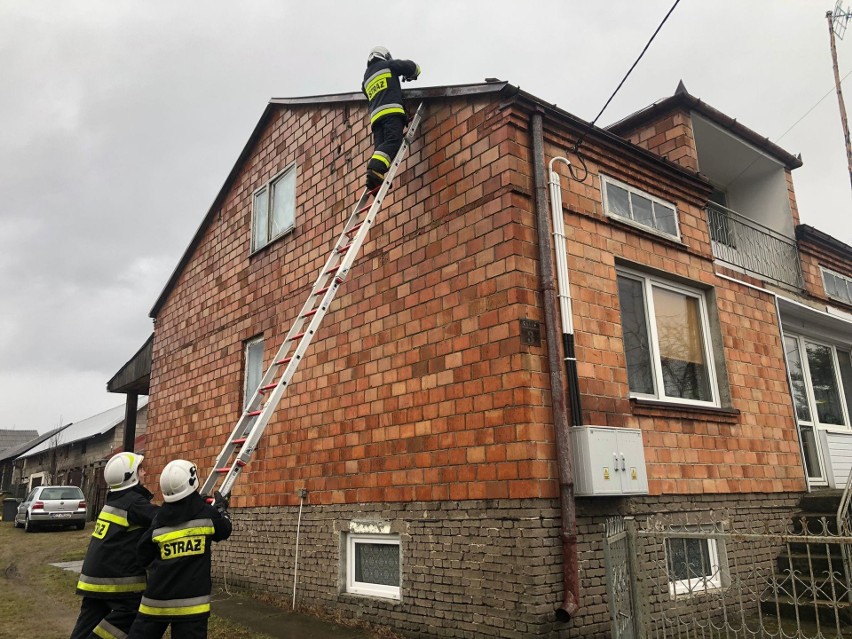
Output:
[784, 334, 852, 486]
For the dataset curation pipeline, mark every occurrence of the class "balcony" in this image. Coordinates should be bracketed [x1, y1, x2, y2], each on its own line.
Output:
[707, 203, 804, 290]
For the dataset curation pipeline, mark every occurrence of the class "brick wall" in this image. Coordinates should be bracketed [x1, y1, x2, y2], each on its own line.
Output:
[798, 235, 852, 310]
[211, 492, 801, 639]
[615, 107, 699, 172]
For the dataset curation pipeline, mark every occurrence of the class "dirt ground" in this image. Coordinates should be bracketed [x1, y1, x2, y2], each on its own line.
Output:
[0, 520, 270, 639]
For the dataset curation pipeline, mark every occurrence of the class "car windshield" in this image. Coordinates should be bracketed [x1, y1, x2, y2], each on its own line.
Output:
[40, 487, 83, 500]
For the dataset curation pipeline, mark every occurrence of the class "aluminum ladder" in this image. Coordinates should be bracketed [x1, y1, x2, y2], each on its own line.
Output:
[200, 103, 426, 499]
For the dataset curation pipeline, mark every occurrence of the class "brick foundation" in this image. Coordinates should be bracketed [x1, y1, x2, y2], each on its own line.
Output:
[212, 492, 802, 639]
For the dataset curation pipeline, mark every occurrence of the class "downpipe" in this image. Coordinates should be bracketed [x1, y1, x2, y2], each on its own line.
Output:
[530, 112, 580, 621]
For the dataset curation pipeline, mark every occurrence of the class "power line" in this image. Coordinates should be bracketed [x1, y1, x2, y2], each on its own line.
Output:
[776, 68, 852, 142]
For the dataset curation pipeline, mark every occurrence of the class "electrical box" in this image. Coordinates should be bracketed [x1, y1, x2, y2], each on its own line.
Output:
[569, 426, 649, 496]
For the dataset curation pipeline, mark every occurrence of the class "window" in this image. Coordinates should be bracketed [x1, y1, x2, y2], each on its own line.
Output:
[821, 267, 852, 306]
[666, 534, 722, 597]
[252, 164, 296, 251]
[617, 270, 719, 405]
[602, 175, 679, 239]
[346, 533, 401, 599]
[243, 336, 264, 409]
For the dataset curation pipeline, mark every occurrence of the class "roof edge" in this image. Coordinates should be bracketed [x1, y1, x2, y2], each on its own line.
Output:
[796, 223, 852, 257]
[607, 86, 802, 170]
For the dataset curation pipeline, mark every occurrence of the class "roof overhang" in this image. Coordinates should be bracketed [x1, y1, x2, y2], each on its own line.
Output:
[777, 295, 852, 345]
[107, 333, 152, 395]
[607, 83, 802, 171]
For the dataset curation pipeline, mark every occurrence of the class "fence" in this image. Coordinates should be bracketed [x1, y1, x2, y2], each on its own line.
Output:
[604, 511, 852, 639]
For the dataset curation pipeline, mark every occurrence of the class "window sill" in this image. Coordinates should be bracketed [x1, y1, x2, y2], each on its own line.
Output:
[606, 214, 684, 246]
[338, 592, 403, 607]
[630, 398, 740, 424]
[249, 226, 295, 259]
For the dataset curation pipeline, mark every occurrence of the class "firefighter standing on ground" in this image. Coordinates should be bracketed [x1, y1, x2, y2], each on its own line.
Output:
[127, 459, 232, 639]
[362, 46, 420, 191]
[71, 452, 160, 639]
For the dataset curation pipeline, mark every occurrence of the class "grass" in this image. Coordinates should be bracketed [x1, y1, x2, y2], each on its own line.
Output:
[0, 521, 275, 639]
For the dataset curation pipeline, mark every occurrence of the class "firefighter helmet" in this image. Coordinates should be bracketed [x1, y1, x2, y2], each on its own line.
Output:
[104, 452, 144, 490]
[160, 459, 200, 503]
[368, 46, 391, 64]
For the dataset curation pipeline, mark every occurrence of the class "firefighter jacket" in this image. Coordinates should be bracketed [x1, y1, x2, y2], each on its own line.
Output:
[362, 57, 420, 127]
[76, 484, 159, 599]
[136, 491, 232, 620]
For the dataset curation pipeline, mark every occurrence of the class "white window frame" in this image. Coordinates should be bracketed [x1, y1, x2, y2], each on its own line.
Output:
[243, 336, 264, 409]
[665, 534, 723, 598]
[820, 267, 852, 306]
[617, 268, 720, 407]
[785, 332, 851, 430]
[251, 163, 297, 252]
[346, 533, 401, 600]
[601, 174, 681, 241]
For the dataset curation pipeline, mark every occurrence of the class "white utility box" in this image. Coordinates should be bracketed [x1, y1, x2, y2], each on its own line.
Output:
[569, 426, 649, 496]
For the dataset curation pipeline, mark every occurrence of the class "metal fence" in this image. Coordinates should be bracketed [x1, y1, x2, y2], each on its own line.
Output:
[706, 204, 804, 291]
[604, 511, 852, 639]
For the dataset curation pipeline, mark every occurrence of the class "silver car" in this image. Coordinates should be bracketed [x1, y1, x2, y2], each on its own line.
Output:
[13, 485, 87, 532]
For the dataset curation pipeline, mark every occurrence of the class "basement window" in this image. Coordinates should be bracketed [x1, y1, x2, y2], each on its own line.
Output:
[821, 267, 852, 306]
[252, 164, 296, 252]
[345, 533, 401, 600]
[601, 175, 680, 240]
[666, 533, 723, 598]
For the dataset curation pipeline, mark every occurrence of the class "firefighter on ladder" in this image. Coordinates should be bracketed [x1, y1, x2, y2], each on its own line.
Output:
[71, 452, 159, 639]
[362, 46, 420, 191]
[127, 459, 232, 639]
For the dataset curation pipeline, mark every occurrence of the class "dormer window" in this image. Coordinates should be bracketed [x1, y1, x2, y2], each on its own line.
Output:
[601, 175, 680, 240]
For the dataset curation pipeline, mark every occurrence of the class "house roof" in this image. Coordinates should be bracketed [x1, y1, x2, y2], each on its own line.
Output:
[0, 429, 39, 455]
[17, 400, 148, 459]
[148, 80, 712, 319]
[607, 81, 802, 171]
[796, 223, 852, 258]
[0, 426, 68, 463]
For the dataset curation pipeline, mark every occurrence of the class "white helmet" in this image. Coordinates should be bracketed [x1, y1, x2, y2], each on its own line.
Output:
[368, 46, 390, 64]
[160, 459, 199, 503]
[104, 452, 144, 490]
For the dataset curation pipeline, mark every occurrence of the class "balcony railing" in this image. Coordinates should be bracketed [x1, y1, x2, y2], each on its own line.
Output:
[706, 203, 804, 290]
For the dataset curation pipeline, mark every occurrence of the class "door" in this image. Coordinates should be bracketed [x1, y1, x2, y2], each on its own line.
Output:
[784, 333, 852, 486]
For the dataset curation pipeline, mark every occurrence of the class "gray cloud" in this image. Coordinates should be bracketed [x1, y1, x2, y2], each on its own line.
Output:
[0, 0, 849, 430]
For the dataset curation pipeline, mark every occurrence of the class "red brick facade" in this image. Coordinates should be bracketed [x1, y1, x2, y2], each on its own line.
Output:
[147, 89, 807, 510]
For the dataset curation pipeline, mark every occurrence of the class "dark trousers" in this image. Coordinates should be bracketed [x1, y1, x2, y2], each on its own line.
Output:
[127, 616, 208, 639]
[366, 114, 406, 181]
[70, 596, 141, 639]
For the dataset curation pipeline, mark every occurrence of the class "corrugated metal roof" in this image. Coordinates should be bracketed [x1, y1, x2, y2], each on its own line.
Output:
[18, 399, 148, 459]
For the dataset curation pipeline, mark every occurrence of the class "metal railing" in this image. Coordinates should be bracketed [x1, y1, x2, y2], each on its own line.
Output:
[605, 512, 852, 639]
[706, 203, 804, 290]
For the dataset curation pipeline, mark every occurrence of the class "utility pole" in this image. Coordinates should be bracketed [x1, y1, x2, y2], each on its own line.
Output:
[827, 4, 852, 193]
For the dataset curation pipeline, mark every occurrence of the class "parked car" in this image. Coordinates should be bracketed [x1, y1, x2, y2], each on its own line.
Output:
[13, 485, 86, 532]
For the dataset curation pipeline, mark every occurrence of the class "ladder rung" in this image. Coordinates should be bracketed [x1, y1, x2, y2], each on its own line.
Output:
[314, 287, 330, 296]
[326, 265, 341, 276]
[302, 309, 317, 318]
[289, 332, 306, 341]
[247, 410, 262, 417]
[337, 243, 352, 254]
[232, 438, 246, 445]
[259, 383, 277, 392]
[275, 356, 293, 365]
[357, 203, 372, 214]
[345, 222, 364, 236]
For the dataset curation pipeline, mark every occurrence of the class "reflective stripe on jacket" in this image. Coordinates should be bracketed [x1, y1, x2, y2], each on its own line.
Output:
[362, 57, 419, 126]
[136, 493, 232, 620]
[76, 484, 157, 599]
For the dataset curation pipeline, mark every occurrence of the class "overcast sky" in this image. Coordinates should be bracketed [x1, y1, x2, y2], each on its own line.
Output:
[1, 0, 850, 432]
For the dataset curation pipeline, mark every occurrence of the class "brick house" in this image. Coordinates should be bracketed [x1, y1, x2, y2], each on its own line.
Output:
[143, 80, 850, 638]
